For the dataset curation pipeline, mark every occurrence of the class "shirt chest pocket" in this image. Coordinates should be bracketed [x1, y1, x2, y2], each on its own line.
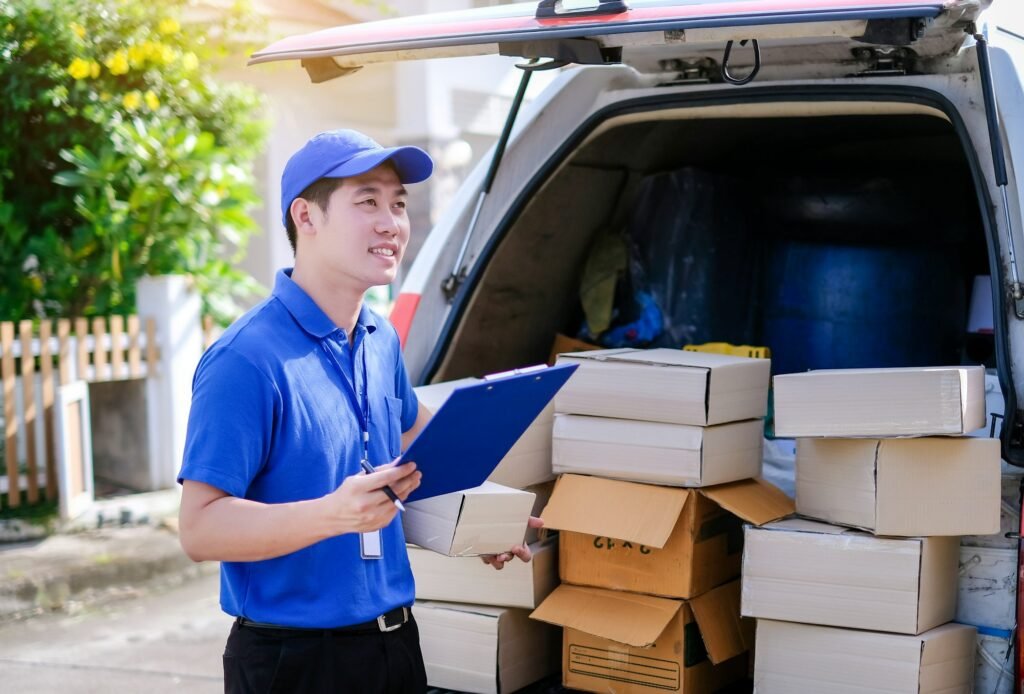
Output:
[384, 396, 403, 459]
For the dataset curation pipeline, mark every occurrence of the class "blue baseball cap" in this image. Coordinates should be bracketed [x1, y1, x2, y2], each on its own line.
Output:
[280, 129, 434, 227]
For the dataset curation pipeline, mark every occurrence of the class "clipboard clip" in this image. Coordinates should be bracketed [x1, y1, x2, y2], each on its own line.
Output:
[483, 363, 548, 381]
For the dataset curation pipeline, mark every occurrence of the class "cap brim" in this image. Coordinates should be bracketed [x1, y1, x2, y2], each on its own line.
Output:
[323, 145, 433, 185]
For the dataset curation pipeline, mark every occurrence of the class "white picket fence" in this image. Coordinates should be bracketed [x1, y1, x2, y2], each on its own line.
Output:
[0, 316, 157, 509]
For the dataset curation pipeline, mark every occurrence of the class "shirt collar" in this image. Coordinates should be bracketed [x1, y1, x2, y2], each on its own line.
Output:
[273, 269, 378, 340]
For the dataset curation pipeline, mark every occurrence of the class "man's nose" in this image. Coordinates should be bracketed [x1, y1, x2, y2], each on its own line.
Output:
[375, 210, 401, 235]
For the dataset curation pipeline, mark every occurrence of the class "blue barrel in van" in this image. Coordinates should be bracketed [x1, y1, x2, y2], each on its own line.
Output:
[761, 240, 965, 375]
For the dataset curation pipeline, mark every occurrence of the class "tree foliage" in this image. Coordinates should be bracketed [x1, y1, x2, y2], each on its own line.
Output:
[0, 0, 267, 321]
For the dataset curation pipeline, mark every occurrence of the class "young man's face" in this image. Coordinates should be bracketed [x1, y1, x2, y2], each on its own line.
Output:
[303, 163, 410, 291]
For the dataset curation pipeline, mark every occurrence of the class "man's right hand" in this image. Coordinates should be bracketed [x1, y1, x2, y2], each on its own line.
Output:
[323, 461, 421, 534]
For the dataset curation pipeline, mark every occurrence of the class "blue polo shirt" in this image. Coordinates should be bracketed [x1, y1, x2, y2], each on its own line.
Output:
[178, 269, 419, 628]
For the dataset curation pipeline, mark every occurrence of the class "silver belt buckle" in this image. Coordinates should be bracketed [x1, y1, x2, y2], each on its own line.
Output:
[377, 606, 407, 632]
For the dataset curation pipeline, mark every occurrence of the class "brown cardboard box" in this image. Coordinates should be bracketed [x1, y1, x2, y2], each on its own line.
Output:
[416, 601, 560, 694]
[414, 378, 554, 489]
[753, 619, 976, 694]
[409, 536, 558, 609]
[541, 474, 793, 599]
[796, 437, 1000, 536]
[553, 415, 763, 487]
[741, 519, 959, 634]
[554, 348, 771, 426]
[773, 366, 986, 437]
[549, 333, 601, 365]
[531, 580, 751, 694]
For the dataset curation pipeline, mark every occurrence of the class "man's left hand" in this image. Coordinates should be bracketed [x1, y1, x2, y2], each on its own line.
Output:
[481, 516, 543, 570]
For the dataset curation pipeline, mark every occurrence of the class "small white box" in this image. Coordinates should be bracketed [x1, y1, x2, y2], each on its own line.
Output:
[416, 601, 560, 694]
[408, 537, 558, 609]
[402, 481, 535, 556]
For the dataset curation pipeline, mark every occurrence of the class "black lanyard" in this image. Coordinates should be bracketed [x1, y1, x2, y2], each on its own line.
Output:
[321, 331, 371, 465]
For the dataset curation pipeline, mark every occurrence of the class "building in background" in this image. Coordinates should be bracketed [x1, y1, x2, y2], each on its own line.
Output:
[207, 0, 557, 310]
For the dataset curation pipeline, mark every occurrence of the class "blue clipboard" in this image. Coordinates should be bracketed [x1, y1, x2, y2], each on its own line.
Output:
[402, 362, 578, 503]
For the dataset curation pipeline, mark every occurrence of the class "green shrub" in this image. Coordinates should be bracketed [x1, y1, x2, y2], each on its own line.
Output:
[0, 0, 267, 322]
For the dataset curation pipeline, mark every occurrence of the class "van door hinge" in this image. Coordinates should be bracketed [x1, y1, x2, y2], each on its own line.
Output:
[851, 47, 912, 76]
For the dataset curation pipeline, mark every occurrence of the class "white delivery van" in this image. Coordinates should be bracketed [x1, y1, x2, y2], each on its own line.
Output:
[252, 0, 1024, 686]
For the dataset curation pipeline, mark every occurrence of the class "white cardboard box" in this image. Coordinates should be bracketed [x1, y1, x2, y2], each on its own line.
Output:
[553, 414, 763, 487]
[742, 519, 959, 634]
[408, 536, 558, 609]
[414, 378, 554, 489]
[773, 365, 986, 437]
[416, 601, 560, 694]
[753, 619, 976, 694]
[796, 437, 1000, 536]
[554, 348, 770, 426]
[402, 482, 536, 556]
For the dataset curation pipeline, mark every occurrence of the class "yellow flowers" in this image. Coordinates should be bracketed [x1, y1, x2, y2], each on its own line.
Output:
[121, 90, 160, 112]
[70, 23, 86, 39]
[67, 58, 91, 80]
[182, 52, 199, 71]
[156, 43, 176, 65]
[157, 17, 180, 35]
[128, 44, 148, 68]
[122, 91, 141, 110]
[104, 49, 129, 76]
[67, 57, 100, 81]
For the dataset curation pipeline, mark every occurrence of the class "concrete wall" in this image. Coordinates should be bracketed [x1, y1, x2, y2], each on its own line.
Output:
[89, 379, 150, 493]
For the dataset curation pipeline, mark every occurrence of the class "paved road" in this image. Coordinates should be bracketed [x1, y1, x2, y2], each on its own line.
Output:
[0, 572, 229, 693]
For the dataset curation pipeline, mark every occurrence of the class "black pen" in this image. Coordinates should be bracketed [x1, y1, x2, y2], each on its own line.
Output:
[359, 459, 406, 512]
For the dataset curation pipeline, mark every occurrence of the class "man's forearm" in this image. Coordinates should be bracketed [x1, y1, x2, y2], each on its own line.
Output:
[180, 495, 337, 563]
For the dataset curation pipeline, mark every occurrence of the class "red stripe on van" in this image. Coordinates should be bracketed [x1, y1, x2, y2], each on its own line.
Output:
[389, 292, 421, 350]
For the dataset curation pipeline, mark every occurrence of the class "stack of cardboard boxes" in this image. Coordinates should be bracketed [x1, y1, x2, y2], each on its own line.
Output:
[403, 379, 561, 694]
[529, 348, 794, 693]
[743, 366, 1001, 693]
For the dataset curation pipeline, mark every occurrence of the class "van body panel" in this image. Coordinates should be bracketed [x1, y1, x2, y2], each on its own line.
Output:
[987, 24, 1024, 450]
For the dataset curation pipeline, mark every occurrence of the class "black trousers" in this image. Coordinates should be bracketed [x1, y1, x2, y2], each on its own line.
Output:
[223, 615, 428, 693]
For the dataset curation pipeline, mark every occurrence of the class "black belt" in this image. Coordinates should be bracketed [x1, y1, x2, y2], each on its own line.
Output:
[237, 606, 410, 634]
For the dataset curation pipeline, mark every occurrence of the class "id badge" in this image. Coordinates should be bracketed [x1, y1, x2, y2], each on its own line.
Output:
[360, 530, 382, 559]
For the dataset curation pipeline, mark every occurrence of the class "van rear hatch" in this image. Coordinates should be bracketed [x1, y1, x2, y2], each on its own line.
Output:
[249, 0, 984, 81]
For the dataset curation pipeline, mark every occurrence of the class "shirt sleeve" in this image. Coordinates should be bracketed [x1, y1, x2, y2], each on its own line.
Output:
[177, 346, 278, 498]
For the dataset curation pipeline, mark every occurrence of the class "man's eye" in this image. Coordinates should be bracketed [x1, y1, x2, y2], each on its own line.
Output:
[393, 201, 407, 210]
[360, 199, 377, 207]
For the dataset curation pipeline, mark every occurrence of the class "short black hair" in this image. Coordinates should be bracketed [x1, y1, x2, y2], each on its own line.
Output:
[284, 177, 346, 252]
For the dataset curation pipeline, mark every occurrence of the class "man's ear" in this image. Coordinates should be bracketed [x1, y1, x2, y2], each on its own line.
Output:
[290, 198, 316, 237]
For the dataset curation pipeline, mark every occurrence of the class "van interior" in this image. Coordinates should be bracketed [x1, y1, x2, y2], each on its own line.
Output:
[432, 107, 994, 387]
